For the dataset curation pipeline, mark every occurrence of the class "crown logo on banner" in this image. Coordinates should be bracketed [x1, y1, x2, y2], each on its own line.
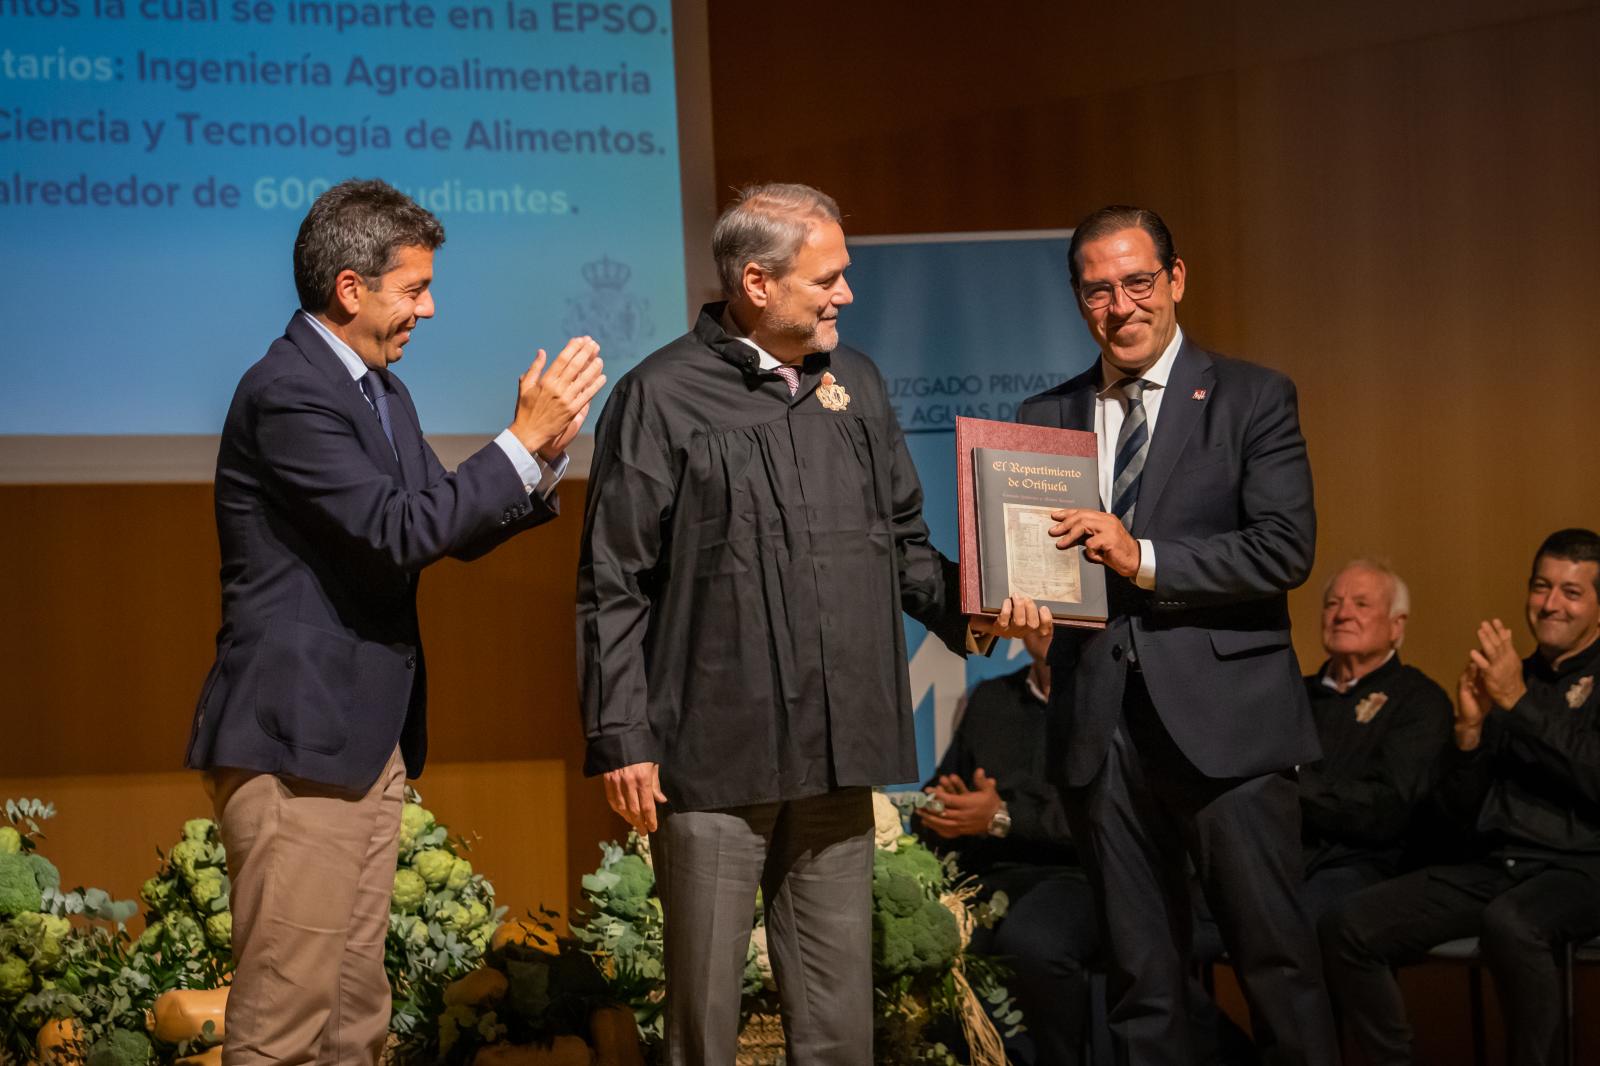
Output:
[564, 253, 653, 359]
[581, 255, 632, 291]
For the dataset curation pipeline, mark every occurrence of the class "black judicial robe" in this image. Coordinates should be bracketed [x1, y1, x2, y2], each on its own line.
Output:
[578, 303, 973, 812]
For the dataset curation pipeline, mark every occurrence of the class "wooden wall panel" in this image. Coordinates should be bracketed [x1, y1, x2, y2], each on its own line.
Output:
[708, 1, 1600, 689]
[0, 761, 570, 931]
[0, 482, 623, 918]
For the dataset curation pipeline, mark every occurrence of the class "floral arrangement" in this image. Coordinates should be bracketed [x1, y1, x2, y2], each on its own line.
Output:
[386, 789, 505, 1062]
[414, 909, 624, 1063]
[0, 798, 145, 1066]
[568, 793, 1017, 1065]
[134, 818, 234, 994]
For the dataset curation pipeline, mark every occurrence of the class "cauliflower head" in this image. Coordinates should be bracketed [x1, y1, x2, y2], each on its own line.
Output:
[205, 911, 233, 949]
[181, 819, 216, 844]
[398, 804, 434, 853]
[0, 952, 33, 1000]
[446, 856, 473, 892]
[0, 826, 21, 854]
[392, 868, 427, 913]
[413, 848, 455, 889]
[11, 911, 71, 971]
[188, 865, 226, 910]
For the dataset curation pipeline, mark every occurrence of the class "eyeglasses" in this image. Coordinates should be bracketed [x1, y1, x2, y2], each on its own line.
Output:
[1075, 268, 1168, 310]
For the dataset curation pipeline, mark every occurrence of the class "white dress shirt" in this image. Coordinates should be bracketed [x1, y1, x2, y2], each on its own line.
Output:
[301, 311, 565, 499]
[1093, 325, 1184, 591]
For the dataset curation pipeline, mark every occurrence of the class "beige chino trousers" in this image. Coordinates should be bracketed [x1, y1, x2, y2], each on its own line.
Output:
[206, 747, 406, 1066]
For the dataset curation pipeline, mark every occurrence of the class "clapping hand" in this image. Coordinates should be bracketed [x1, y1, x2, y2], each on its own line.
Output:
[917, 768, 1003, 839]
[1468, 618, 1527, 712]
[510, 336, 604, 460]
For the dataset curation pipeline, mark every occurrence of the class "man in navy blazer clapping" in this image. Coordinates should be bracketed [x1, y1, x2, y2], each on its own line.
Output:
[184, 178, 602, 1066]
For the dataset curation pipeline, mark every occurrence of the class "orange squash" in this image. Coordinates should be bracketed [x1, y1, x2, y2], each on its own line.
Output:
[150, 987, 229, 1044]
[471, 1037, 595, 1066]
[491, 918, 561, 955]
[443, 966, 510, 1008]
[36, 1018, 86, 1065]
[587, 1005, 644, 1066]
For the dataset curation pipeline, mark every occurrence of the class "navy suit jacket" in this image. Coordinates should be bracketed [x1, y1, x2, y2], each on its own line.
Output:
[184, 313, 555, 792]
[1017, 339, 1321, 787]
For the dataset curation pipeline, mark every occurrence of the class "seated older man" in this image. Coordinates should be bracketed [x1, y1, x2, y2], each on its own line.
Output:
[1324, 529, 1600, 1066]
[1297, 559, 1453, 927]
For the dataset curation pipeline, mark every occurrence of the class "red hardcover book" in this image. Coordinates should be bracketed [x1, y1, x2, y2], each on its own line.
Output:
[955, 416, 1107, 629]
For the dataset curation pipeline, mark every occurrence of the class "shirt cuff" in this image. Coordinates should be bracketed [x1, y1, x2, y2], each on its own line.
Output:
[1135, 539, 1157, 590]
[493, 430, 567, 500]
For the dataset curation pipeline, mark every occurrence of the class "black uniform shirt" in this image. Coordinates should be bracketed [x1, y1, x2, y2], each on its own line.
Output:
[917, 666, 1076, 875]
[1440, 635, 1600, 880]
[1299, 654, 1453, 877]
[578, 304, 971, 811]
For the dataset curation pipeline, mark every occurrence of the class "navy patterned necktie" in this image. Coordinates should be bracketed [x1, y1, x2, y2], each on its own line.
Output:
[1111, 377, 1151, 526]
[360, 370, 398, 458]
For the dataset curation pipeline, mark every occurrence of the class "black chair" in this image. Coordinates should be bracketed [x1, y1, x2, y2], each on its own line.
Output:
[1425, 934, 1600, 1066]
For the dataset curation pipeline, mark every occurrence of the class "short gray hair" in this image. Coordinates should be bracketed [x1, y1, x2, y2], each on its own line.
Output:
[293, 179, 445, 311]
[712, 183, 842, 299]
[1324, 558, 1411, 619]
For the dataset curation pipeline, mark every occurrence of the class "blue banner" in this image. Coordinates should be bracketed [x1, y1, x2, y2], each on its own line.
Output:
[842, 232, 1101, 783]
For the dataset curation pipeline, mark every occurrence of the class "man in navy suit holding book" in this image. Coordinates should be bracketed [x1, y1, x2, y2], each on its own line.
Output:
[1018, 205, 1337, 1065]
[184, 178, 602, 1066]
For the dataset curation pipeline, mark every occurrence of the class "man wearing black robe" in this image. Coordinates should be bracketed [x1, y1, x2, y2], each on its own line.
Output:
[577, 183, 1044, 1064]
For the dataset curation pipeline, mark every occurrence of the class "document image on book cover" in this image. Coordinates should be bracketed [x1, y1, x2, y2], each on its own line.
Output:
[1003, 502, 1082, 604]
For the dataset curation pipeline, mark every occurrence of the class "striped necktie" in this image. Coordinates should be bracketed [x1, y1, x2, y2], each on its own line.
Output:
[360, 370, 398, 458]
[1111, 377, 1151, 527]
[772, 364, 800, 395]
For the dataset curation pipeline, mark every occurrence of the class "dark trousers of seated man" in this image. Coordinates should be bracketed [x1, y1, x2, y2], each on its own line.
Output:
[1323, 859, 1600, 1066]
[972, 864, 1258, 1066]
[651, 787, 874, 1066]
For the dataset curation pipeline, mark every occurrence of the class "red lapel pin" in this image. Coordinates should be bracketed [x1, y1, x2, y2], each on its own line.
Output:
[1191, 388, 1207, 400]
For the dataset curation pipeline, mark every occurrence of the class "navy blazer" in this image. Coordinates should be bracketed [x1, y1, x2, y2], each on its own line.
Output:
[1017, 339, 1321, 787]
[185, 313, 556, 792]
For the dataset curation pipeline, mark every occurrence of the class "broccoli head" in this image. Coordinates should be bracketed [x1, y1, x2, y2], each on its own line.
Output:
[874, 897, 961, 976]
[27, 853, 60, 894]
[0, 853, 43, 917]
[874, 842, 944, 892]
[85, 1028, 152, 1066]
[604, 854, 654, 918]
